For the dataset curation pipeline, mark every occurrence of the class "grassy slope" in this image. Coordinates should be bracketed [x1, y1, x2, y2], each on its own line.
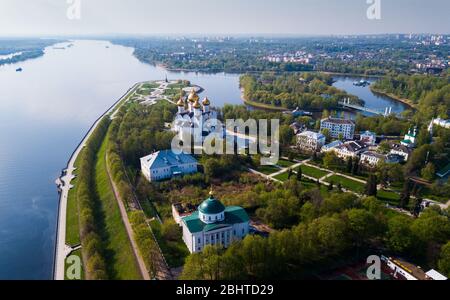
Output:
[65, 156, 81, 247]
[94, 135, 141, 280]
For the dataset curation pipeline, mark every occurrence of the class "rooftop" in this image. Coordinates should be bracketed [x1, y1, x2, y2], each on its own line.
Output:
[298, 130, 325, 140]
[182, 206, 250, 233]
[321, 117, 355, 126]
[140, 150, 198, 170]
[198, 195, 226, 214]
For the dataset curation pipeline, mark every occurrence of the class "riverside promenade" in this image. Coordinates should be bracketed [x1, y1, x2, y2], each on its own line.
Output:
[53, 82, 141, 280]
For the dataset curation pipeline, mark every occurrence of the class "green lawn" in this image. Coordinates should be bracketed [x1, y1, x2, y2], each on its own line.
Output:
[64, 249, 84, 280]
[65, 158, 81, 247]
[142, 82, 159, 90]
[274, 172, 290, 182]
[277, 159, 296, 168]
[300, 165, 330, 179]
[255, 164, 281, 175]
[325, 175, 365, 194]
[377, 189, 401, 206]
[94, 137, 142, 280]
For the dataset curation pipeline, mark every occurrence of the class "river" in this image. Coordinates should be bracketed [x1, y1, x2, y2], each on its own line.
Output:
[0, 40, 407, 279]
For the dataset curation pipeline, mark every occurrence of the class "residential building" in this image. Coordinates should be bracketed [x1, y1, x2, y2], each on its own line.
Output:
[360, 151, 386, 167]
[320, 117, 355, 140]
[389, 144, 412, 162]
[321, 140, 344, 153]
[297, 131, 326, 152]
[140, 150, 198, 182]
[181, 191, 250, 253]
[334, 141, 366, 160]
[360, 130, 377, 146]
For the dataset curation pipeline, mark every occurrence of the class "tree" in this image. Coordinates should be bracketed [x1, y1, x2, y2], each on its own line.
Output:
[347, 209, 378, 250]
[365, 175, 378, 197]
[411, 197, 423, 217]
[346, 157, 353, 174]
[296, 166, 303, 181]
[387, 215, 415, 254]
[438, 242, 450, 278]
[279, 125, 294, 147]
[351, 157, 360, 175]
[288, 168, 293, 179]
[399, 180, 411, 209]
[323, 151, 339, 170]
[421, 163, 436, 182]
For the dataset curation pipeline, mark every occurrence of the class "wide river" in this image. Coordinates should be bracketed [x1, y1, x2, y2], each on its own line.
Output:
[0, 40, 407, 279]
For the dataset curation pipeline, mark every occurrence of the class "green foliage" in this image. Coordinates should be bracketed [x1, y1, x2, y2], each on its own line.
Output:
[240, 73, 359, 111]
[438, 242, 450, 277]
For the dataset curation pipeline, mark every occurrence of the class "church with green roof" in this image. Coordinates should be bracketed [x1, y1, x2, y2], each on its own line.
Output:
[181, 191, 250, 253]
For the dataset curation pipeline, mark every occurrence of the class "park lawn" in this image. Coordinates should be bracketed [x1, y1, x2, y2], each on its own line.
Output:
[277, 159, 296, 168]
[64, 249, 84, 280]
[149, 220, 189, 268]
[65, 157, 81, 247]
[142, 82, 160, 90]
[300, 165, 330, 179]
[418, 188, 449, 204]
[325, 175, 365, 194]
[94, 137, 142, 280]
[255, 164, 281, 175]
[274, 172, 290, 182]
[377, 189, 401, 206]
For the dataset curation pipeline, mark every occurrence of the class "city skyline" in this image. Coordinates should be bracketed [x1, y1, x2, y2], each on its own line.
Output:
[0, 0, 449, 37]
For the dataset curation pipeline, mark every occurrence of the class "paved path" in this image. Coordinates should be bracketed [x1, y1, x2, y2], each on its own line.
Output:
[54, 82, 142, 280]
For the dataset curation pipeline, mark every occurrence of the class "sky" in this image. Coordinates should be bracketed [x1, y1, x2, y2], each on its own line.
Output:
[0, 0, 449, 37]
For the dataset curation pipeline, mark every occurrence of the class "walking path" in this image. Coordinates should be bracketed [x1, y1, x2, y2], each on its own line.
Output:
[53, 83, 141, 280]
[105, 154, 151, 280]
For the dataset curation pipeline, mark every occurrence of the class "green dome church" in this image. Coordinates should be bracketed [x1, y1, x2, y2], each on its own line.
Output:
[181, 191, 250, 253]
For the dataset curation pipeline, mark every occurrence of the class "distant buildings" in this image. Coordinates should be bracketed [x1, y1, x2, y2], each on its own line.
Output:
[297, 131, 326, 152]
[320, 117, 355, 140]
[181, 191, 250, 253]
[140, 150, 198, 182]
[432, 118, 450, 129]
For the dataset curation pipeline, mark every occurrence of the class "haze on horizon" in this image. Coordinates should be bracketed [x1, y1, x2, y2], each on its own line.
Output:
[0, 0, 449, 37]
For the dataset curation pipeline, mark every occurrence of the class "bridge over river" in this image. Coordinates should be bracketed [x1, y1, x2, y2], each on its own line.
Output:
[339, 98, 394, 117]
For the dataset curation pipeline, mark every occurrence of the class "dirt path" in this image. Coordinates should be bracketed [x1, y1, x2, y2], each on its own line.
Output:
[105, 153, 151, 280]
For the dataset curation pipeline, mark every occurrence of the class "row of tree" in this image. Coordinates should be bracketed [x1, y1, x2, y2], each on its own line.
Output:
[76, 117, 111, 280]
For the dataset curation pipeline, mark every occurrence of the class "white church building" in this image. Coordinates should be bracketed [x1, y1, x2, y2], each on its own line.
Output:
[173, 89, 218, 143]
[181, 191, 250, 253]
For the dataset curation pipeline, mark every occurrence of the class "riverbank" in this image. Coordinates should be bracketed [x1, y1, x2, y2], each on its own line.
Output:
[53, 82, 142, 280]
[370, 86, 417, 109]
[242, 96, 288, 112]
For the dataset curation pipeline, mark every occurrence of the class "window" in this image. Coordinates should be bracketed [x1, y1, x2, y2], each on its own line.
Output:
[198, 238, 201, 244]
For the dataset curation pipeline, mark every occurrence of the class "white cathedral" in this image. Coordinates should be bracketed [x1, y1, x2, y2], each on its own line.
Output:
[173, 89, 218, 143]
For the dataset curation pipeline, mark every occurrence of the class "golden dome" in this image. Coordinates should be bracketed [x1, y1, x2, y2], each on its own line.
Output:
[177, 97, 185, 107]
[202, 97, 210, 106]
[188, 89, 199, 102]
[193, 99, 201, 109]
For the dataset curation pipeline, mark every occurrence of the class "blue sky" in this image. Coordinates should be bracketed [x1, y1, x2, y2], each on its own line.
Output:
[0, 0, 449, 36]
